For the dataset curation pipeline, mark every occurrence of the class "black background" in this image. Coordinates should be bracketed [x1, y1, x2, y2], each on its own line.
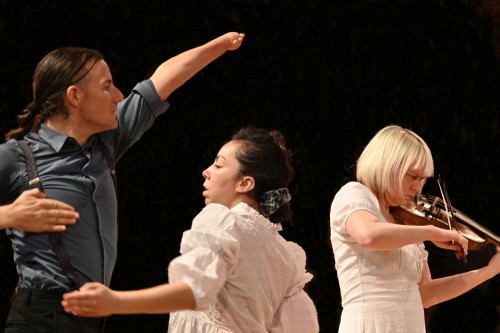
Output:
[1, 1, 499, 332]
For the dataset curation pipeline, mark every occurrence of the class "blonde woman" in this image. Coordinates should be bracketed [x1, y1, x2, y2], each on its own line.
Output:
[330, 125, 499, 333]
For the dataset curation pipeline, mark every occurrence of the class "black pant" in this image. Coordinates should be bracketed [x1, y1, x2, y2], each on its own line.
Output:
[5, 288, 105, 333]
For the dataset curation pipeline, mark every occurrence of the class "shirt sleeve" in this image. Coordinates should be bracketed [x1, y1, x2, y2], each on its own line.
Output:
[168, 203, 241, 310]
[0, 140, 26, 203]
[107, 79, 170, 161]
[269, 241, 319, 333]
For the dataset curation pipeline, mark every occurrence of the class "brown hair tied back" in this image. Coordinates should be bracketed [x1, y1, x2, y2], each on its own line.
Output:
[27, 102, 42, 114]
[4, 102, 43, 141]
[231, 126, 295, 223]
[4, 47, 104, 142]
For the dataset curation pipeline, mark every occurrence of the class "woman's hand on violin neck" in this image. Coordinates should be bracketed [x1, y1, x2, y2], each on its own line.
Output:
[430, 227, 468, 255]
[432, 240, 465, 253]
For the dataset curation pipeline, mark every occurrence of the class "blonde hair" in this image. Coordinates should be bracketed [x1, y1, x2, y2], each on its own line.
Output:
[356, 125, 434, 200]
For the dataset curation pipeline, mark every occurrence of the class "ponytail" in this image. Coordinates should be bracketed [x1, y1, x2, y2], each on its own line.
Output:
[5, 103, 43, 141]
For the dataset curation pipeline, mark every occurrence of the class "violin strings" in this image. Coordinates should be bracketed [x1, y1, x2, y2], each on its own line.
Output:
[437, 177, 468, 263]
[423, 195, 499, 244]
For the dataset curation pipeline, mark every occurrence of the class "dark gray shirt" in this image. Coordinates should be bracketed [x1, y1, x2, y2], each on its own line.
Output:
[0, 80, 169, 291]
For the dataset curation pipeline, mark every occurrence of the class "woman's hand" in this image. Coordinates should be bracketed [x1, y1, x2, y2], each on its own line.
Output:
[431, 228, 468, 257]
[0, 188, 79, 232]
[62, 282, 119, 317]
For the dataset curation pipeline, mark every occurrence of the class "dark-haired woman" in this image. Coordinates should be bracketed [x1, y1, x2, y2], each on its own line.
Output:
[62, 126, 319, 333]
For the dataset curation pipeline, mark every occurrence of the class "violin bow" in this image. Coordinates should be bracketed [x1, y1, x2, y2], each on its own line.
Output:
[436, 176, 467, 263]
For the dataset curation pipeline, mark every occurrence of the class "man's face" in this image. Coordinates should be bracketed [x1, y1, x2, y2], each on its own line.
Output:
[76, 60, 124, 134]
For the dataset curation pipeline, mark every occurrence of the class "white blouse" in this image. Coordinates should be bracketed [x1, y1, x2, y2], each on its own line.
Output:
[330, 182, 428, 333]
[167, 202, 319, 333]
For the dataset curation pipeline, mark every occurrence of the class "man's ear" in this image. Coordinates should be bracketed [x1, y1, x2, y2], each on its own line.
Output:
[65, 85, 82, 108]
[237, 176, 255, 194]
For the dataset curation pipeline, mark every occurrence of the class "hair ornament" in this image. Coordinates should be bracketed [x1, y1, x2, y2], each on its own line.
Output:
[260, 187, 291, 218]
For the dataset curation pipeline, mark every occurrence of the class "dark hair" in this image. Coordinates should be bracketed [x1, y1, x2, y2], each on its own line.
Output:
[231, 126, 295, 223]
[5, 47, 104, 141]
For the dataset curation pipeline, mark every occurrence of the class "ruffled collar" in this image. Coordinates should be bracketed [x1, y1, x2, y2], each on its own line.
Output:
[231, 202, 282, 233]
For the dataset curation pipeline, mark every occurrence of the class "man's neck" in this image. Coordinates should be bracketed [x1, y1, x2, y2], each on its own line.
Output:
[45, 117, 90, 146]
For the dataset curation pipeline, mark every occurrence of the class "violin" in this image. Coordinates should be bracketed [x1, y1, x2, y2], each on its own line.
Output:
[390, 194, 500, 252]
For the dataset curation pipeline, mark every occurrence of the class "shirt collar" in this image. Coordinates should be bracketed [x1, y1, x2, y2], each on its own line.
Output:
[34, 122, 95, 152]
[231, 202, 282, 233]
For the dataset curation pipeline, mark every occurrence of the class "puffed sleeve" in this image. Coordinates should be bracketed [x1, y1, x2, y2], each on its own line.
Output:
[269, 241, 319, 333]
[167, 203, 241, 310]
[417, 242, 429, 261]
[330, 182, 380, 242]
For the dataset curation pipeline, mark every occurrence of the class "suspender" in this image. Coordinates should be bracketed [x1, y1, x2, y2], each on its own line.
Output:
[18, 138, 118, 290]
[95, 137, 118, 200]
